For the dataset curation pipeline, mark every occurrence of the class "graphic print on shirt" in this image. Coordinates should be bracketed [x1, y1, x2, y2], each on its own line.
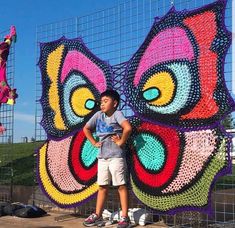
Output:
[96, 119, 114, 135]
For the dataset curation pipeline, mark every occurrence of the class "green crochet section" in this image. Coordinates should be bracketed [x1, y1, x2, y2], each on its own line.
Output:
[131, 139, 227, 211]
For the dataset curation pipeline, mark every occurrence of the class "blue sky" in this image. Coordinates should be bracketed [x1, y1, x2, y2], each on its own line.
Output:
[0, 0, 121, 142]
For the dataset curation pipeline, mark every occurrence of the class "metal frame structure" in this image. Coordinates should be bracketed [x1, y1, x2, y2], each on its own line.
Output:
[0, 28, 15, 203]
[35, 0, 234, 226]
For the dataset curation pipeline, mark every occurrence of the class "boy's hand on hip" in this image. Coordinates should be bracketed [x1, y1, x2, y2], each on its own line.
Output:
[111, 135, 124, 147]
[93, 142, 102, 148]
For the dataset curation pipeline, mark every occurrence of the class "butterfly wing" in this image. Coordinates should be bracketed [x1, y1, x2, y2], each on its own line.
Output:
[125, 0, 234, 128]
[127, 118, 231, 213]
[38, 37, 112, 139]
[37, 37, 112, 207]
[37, 130, 100, 207]
[125, 1, 234, 213]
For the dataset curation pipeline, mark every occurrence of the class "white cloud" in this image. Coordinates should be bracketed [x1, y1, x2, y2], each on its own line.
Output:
[14, 112, 35, 124]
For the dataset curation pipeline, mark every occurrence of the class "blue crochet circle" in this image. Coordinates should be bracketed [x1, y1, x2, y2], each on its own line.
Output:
[134, 133, 165, 171]
[85, 99, 95, 110]
[143, 87, 160, 101]
[81, 137, 99, 167]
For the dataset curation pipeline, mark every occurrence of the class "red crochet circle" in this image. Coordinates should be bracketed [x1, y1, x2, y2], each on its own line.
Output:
[131, 122, 180, 187]
[70, 131, 97, 182]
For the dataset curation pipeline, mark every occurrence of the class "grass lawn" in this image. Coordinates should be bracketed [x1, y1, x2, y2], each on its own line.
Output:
[0, 142, 43, 185]
[215, 163, 235, 190]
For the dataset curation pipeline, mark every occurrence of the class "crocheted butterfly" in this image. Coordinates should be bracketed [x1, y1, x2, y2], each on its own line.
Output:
[37, 0, 234, 214]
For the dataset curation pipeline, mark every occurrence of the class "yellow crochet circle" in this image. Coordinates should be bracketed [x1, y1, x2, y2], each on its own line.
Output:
[71, 87, 95, 116]
[143, 71, 175, 106]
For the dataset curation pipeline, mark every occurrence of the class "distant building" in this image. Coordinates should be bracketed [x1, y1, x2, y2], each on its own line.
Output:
[21, 137, 28, 143]
[8, 136, 12, 143]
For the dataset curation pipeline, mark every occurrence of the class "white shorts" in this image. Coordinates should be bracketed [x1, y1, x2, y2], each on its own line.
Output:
[97, 158, 127, 186]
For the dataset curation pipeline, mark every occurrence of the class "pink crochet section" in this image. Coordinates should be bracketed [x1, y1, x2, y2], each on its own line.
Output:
[0, 124, 6, 135]
[47, 136, 85, 191]
[134, 27, 194, 86]
[61, 50, 106, 92]
[162, 130, 216, 193]
[4, 26, 16, 41]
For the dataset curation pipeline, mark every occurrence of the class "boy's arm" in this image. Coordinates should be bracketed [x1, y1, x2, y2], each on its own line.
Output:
[111, 120, 132, 147]
[83, 124, 102, 148]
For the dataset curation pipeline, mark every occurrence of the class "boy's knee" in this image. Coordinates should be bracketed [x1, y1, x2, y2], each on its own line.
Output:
[118, 184, 127, 191]
[99, 185, 109, 192]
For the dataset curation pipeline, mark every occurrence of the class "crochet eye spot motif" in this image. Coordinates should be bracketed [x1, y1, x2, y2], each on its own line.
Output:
[70, 87, 96, 116]
[142, 71, 175, 105]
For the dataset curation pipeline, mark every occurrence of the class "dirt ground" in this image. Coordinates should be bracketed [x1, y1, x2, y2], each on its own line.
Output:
[0, 212, 168, 228]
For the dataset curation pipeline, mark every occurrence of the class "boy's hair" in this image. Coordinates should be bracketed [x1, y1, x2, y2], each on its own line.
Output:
[100, 90, 120, 107]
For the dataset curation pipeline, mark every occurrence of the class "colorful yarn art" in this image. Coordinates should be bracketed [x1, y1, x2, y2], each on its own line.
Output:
[38, 37, 112, 207]
[128, 119, 230, 213]
[38, 37, 112, 138]
[37, 0, 234, 214]
[0, 26, 17, 106]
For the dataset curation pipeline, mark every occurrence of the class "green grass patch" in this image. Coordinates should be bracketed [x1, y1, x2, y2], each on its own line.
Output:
[215, 164, 235, 190]
[0, 142, 43, 186]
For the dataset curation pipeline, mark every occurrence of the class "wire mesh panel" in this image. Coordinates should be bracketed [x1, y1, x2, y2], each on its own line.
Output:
[35, 0, 234, 226]
[35, 17, 78, 142]
[0, 29, 15, 202]
[34, 18, 78, 208]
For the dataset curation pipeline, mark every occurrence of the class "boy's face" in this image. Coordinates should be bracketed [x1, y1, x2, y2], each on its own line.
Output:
[100, 96, 117, 113]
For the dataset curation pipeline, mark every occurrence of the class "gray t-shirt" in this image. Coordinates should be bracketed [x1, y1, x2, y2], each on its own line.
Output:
[86, 110, 127, 159]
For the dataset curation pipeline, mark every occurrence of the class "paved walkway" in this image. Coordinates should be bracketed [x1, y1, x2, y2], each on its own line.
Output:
[0, 212, 168, 228]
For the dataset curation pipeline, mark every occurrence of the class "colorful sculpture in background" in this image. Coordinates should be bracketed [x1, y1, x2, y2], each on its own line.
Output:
[0, 26, 17, 105]
[37, 0, 234, 214]
[0, 26, 18, 135]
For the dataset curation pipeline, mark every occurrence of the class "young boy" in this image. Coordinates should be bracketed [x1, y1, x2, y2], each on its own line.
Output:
[83, 90, 132, 228]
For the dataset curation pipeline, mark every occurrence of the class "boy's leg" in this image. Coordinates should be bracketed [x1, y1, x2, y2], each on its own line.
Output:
[109, 158, 131, 227]
[109, 158, 128, 216]
[96, 158, 111, 216]
[83, 186, 108, 226]
[117, 187, 131, 228]
[95, 185, 109, 216]
[83, 159, 111, 227]
[118, 185, 129, 217]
